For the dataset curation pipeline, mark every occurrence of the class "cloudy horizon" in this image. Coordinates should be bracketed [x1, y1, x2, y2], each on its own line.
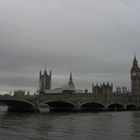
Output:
[0, 0, 140, 93]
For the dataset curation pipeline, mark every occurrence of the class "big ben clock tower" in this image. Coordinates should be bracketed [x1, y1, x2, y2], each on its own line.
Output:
[131, 56, 140, 95]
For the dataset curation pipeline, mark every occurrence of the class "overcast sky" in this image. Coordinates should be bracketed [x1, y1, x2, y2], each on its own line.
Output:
[0, 0, 140, 93]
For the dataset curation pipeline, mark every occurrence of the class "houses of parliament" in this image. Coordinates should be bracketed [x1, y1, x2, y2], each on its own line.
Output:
[5, 55, 140, 112]
[38, 56, 140, 97]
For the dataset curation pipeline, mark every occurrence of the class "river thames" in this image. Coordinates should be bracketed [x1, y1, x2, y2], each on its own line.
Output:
[0, 107, 140, 140]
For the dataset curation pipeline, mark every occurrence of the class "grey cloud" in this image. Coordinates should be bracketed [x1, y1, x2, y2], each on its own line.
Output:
[0, 0, 140, 92]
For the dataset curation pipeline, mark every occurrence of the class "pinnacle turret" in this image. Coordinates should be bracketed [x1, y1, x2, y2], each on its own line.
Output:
[49, 70, 52, 76]
[40, 70, 42, 78]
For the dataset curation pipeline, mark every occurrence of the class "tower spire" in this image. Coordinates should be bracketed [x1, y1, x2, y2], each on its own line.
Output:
[132, 55, 139, 71]
[44, 64, 47, 75]
[68, 72, 75, 88]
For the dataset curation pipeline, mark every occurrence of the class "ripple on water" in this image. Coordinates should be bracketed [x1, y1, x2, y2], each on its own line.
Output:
[0, 110, 140, 140]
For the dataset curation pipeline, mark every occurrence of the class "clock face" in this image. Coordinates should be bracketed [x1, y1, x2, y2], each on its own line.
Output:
[132, 72, 136, 76]
[132, 72, 140, 76]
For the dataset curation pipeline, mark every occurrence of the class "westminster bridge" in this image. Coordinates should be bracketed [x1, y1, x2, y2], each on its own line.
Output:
[0, 93, 140, 112]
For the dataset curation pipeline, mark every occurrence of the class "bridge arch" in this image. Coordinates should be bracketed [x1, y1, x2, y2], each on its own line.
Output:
[138, 105, 140, 110]
[80, 101, 106, 111]
[0, 99, 35, 112]
[108, 103, 125, 111]
[126, 104, 137, 110]
[40, 100, 77, 111]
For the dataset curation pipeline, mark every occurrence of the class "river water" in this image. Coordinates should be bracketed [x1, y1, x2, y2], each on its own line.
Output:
[0, 107, 140, 140]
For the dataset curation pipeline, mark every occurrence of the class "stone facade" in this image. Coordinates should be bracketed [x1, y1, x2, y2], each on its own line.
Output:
[131, 56, 140, 95]
[39, 68, 51, 91]
[92, 82, 113, 102]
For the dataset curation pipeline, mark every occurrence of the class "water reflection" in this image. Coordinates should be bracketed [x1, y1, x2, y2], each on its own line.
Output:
[0, 109, 140, 140]
[130, 111, 140, 140]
